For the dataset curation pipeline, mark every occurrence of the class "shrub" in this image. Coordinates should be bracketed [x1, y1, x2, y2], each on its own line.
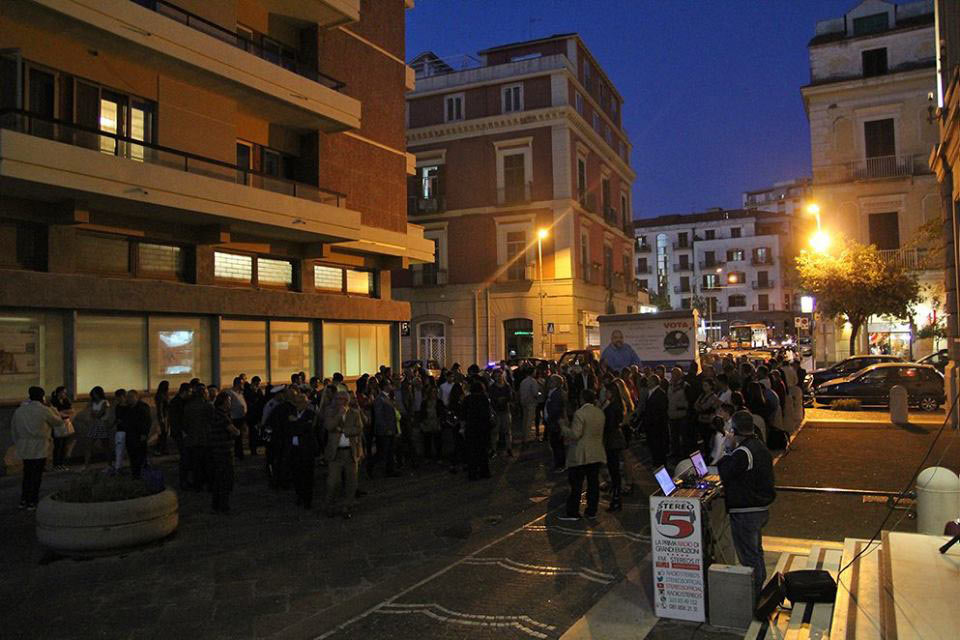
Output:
[830, 398, 862, 411]
[53, 471, 159, 503]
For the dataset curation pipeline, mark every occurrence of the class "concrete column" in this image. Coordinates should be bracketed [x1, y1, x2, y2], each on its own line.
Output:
[313, 319, 323, 378]
[295, 259, 314, 293]
[63, 311, 77, 399]
[195, 246, 215, 286]
[47, 226, 77, 274]
[211, 315, 221, 388]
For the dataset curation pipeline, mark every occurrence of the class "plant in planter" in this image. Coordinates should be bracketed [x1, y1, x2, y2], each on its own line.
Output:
[37, 470, 178, 557]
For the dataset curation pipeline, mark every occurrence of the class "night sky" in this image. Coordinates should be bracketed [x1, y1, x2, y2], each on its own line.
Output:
[405, 0, 855, 219]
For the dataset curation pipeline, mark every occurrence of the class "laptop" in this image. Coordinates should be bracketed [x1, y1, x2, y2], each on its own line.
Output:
[654, 465, 677, 497]
[690, 450, 708, 478]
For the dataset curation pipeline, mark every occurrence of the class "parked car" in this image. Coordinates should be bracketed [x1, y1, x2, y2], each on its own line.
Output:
[401, 359, 442, 379]
[814, 363, 944, 411]
[917, 349, 949, 373]
[808, 355, 904, 389]
[558, 348, 600, 368]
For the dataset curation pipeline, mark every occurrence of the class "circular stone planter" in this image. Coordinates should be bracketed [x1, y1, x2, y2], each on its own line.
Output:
[36, 489, 178, 556]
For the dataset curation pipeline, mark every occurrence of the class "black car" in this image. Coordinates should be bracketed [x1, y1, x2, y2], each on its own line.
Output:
[814, 363, 944, 412]
[808, 355, 904, 389]
[918, 349, 949, 373]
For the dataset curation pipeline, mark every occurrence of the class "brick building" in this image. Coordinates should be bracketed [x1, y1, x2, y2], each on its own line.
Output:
[0, 0, 432, 429]
[394, 34, 640, 366]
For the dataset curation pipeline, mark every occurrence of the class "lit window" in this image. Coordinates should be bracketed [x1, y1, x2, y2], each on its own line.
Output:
[346, 269, 373, 295]
[138, 243, 183, 278]
[315, 265, 343, 291]
[214, 252, 253, 282]
[257, 257, 293, 286]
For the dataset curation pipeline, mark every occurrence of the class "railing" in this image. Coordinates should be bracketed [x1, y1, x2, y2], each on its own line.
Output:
[699, 260, 725, 269]
[752, 280, 775, 290]
[673, 285, 691, 294]
[413, 267, 448, 286]
[0, 110, 346, 207]
[673, 263, 694, 273]
[673, 241, 691, 250]
[636, 265, 652, 274]
[132, 0, 345, 91]
[636, 243, 652, 253]
[701, 283, 721, 291]
[623, 218, 634, 236]
[498, 182, 532, 205]
[752, 303, 775, 311]
[878, 247, 943, 271]
[407, 195, 446, 216]
[751, 255, 774, 266]
[815, 154, 931, 184]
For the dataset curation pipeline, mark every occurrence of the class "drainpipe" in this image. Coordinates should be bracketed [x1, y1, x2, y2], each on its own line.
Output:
[473, 289, 481, 366]
[486, 288, 492, 365]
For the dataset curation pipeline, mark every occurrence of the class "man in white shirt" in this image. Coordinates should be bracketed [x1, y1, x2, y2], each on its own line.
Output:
[439, 372, 456, 407]
[11, 387, 63, 510]
[519, 369, 543, 445]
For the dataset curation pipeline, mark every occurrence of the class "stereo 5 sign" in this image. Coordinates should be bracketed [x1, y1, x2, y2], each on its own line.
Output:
[649, 495, 706, 622]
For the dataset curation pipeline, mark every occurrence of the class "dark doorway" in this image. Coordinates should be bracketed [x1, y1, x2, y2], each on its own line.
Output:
[504, 318, 533, 358]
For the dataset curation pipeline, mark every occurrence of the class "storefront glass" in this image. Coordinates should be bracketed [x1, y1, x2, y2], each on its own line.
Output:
[322, 322, 391, 379]
[868, 318, 912, 358]
[148, 316, 212, 391]
[220, 319, 267, 387]
[77, 315, 147, 393]
[269, 321, 312, 384]
[0, 311, 64, 402]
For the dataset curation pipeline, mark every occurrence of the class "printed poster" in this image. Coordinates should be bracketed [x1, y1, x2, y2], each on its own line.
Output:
[0, 325, 40, 377]
[650, 495, 706, 622]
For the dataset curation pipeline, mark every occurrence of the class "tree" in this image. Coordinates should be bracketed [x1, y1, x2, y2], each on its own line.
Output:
[795, 239, 921, 356]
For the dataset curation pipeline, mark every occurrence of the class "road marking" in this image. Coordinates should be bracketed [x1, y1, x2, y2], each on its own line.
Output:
[377, 602, 555, 639]
[523, 523, 649, 542]
[462, 557, 616, 584]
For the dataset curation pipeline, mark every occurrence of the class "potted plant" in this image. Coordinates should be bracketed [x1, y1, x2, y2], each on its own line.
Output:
[36, 471, 178, 557]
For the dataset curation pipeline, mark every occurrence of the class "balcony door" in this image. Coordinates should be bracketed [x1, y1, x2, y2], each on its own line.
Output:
[503, 153, 526, 203]
[869, 212, 900, 250]
[506, 230, 527, 281]
[75, 82, 153, 161]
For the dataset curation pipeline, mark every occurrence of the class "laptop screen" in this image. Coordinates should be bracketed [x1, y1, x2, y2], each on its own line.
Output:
[690, 451, 708, 478]
[654, 465, 677, 496]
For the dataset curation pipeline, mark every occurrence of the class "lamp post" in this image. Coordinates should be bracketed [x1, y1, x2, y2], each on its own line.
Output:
[537, 228, 548, 358]
[806, 203, 830, 254]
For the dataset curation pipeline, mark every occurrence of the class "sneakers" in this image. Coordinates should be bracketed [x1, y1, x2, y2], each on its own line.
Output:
[557, 514, 582, 522]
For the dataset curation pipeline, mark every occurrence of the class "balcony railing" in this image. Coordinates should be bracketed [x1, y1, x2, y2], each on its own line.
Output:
[815, 154, 931, 184]
[673, 285, 692, 294]
[132, 0, 345, 91]
[636, 265, 652, 274]
[0, 110, 345, 207]
[623, 217, 634, 236]
[407, 195, 446, 216]
[413, 267, 448, 286]
[636, 243, 652, 253]
[750, 255, 774, 266]
[752, 303, 776, 311]
[878, 247, 943, 271]
[498, 182, 532, 205]
[751, 280, 775, 290]
[673, 241, 692, 250]
[498, 262, 536, 283]
[699, 260, 725, 269]
[701, 283, 721, 292]
[673, 263, 694, 273]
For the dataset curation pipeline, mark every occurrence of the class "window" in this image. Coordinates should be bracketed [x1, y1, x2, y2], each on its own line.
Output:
[214, 251, 253, 283]
[421, 165, 440, 199]
[679, 276, 690, 292]
[726, 249, 744, 262]
[583, 59, 591, 84]
[868, 212, 900, 250]
[601, 177, 611, 212]
[149, 316, 212, 391]
[0, 312, 64, 402]
[862, 48, 888, 77]
[503, 153, 527, 203]
[496, 140, 532, 205]
[703, 273, 718, 289]
[681, 298, 691, 309]
[77, 314, 147, 393]
[581, 231, 590, 280]
[314, 264, 376, 296]
[638, 279, 648, 290]
[506, 230, 527, 280]
[220, 319, 267, 384]
[502, 84, 522, 112]
[592, 111, 601, 132]
[575, 92, 584, 115]
[757, 271, 770, 286]
[677, 232, 689, 248]
[603, 244, 613, 288]
[346, 269, 373, 295]
[0, 221, 45, 271]
[315, 265, 344, 291]
[679, 254, 690, 268]
[757, 294, 770, 311]
[621, 193, 630, 221]
[622, 253, 631, 280]
[138, 243, 185, 280]
[269, 321, 311, 384]
[864, 119, 896, 158]
[322, 322, 392, 378]
[504, 318, 534, 359]
[705, 229, 715, 240]
[444, 93, 464, 122]
[577, 158, 587, 201]
[728, 295, 746, 308]
[853, 12, 889, 36]
[753, 247, 771, 264]
[730, 227, 741, 238]
[257, 257, 294, 287]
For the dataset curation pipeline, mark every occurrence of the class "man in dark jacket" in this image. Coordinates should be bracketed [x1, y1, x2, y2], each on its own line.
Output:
[644, 375, 669, 466]
[287, 393, 319, 509]
[370, 385, 399, 478]
[719, 410, 776, 596]
[543, 375, 568, 472]
[182, 384, 212, 490]
[118, 390, 153, 478]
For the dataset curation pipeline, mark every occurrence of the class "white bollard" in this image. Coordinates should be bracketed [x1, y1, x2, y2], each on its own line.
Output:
[916, 467, 960, 535]
[889, 384, 909, 425]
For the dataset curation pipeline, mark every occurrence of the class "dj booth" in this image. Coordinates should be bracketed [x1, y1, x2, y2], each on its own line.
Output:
[649, 451, 737, 622]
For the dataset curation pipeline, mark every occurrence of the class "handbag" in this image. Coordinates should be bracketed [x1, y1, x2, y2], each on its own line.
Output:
[54, 419, 75, 438]
[782, 570, 837, 604]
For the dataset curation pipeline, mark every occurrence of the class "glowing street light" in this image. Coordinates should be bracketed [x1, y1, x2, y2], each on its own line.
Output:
[809, 230, 831, 253]
[727, 273, 738, 284]
[537, 228, 548, 358]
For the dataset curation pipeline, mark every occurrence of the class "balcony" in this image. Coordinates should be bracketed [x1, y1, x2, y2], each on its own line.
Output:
[673, 285, 692, 294]
[752, 280, 776, 290]
[497, 262, 537, 283]
[33, 0, 360, 131]
[636, 243, 652, 253]
[814, 154, 932, 184]
[636, 265, 652, 274]
[498, 182, 532, 205]
[699, 260, 725, 269]
[407, 195, 446, 216]
[752, 304, 776, 311]
[413, 267, 448, 286]
[751, 255, 775, 266]
[673, 263, 694, 273]
[878, 247, 944, 271]
[701, 283, 721, 292]
[623, 217, 634, 237]
[673, 242, 692, 250]
[258, 0, 360, 27]
[0, 110, 359, 239]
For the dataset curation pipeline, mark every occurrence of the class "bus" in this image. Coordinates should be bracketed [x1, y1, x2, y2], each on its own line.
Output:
[728, 323, 769, 349]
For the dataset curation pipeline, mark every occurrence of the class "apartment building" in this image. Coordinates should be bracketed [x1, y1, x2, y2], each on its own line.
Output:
[634, 209, 801, 342]
[802, 0, 943, 362]
[394, 34, 639, 365]
[742, 178, 812, 215]
[0, 0, 433, 417]
[930, 0, 960, 415]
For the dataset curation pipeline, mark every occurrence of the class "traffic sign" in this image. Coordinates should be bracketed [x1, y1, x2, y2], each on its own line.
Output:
[794, 317, 810, 330]
[400, 321, 410, 337]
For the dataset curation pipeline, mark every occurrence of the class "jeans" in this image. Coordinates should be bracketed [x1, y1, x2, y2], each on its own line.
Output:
[606, 448, 622, 498]
[21, 458, 45, 506]
[53, 436, 72, 467]
[114, 431, 127, 470]
[325, 448, 359, 511]
[233, 418, 246, 460]
[496, 410, 512, 451]
[548, 424, 566, 470]
[730, 510, 770, 596]
[521, 403, 537, 444]
[566, 462, 601, 517]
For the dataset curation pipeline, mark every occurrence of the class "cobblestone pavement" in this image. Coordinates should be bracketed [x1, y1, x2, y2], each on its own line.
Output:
[0, 440, 662, 640]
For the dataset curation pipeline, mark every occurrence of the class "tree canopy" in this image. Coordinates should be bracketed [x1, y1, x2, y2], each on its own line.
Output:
[795, 240, 921, 356]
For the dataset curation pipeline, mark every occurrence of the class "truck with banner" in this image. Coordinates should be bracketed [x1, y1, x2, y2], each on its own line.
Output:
[598, 310, 701, 370]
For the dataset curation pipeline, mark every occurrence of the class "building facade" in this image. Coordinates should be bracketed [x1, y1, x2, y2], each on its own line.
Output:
[742, 178, 812, 215]
[634, 209, 802, 343]
[394, 34, 639, 366]
[930, 0, 960, 420]
[802, 0, 944, 363]
[0, 0, 433, 420]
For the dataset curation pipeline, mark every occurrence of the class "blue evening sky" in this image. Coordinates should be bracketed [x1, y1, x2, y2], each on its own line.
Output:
[405, 0, 855, 219]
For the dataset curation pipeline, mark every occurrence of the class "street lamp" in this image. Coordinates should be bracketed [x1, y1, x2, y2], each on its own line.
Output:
[537, 228, 548, 358]
[806, 203, 830, 253]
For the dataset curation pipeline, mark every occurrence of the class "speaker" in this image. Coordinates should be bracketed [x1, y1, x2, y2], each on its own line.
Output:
[708, 563, 755, 630]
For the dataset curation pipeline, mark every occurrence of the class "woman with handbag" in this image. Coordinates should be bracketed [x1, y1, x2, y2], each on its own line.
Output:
[50, 386, 75, 471]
